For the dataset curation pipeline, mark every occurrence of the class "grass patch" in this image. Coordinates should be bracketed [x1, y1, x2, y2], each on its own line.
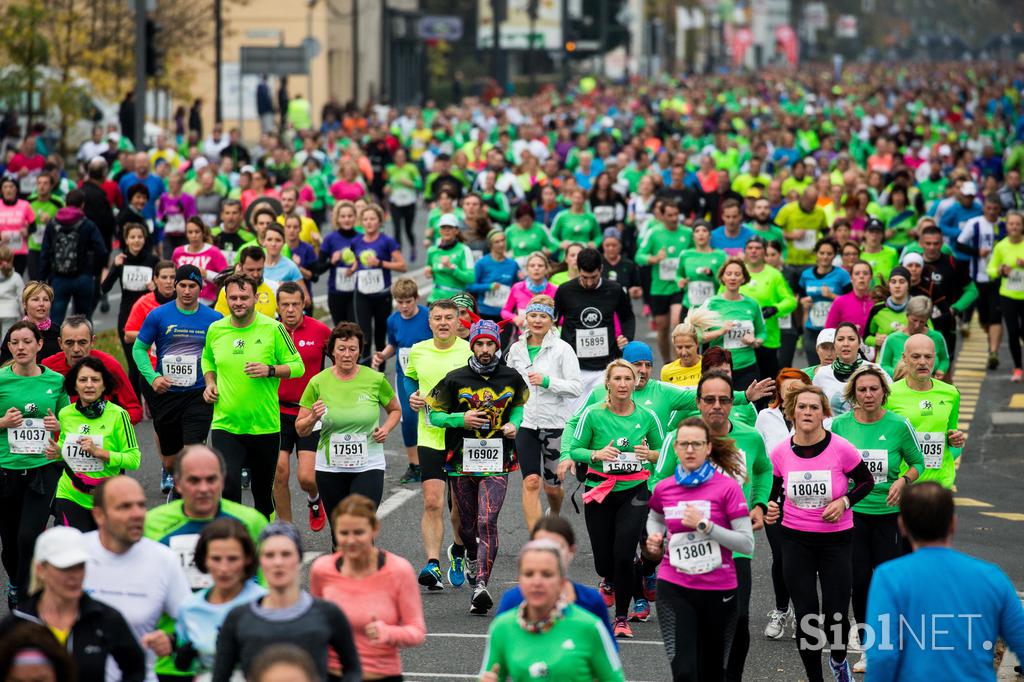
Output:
[94, 328, 127, 367]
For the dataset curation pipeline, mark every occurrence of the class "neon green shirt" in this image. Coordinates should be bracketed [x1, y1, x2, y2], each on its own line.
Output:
[55, 402, 140, 509]
[740, 265, 797, 349]
[550, 211, 601, 252]
[703, 294, 767, 370]
[404, 338, 472, 449]
[201, 314, 304, 435]
[635, 225, 694, 296]
[679, 249, 727, 308]
[987, 237, 1024, 300]
[886, 378, 961, 489]
[565, 403, 664, 492]
[775, 201, 829, 265]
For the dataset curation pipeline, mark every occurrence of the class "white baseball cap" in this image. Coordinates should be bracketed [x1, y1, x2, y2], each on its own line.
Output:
[438, 213, 460, 229]
[33, 526, 89, 569]
[960, 181, 978, 196]
[816, 328, 836, 346]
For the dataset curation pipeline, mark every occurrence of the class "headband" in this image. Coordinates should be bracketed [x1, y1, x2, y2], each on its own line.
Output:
[524, 303, 555, 318]
[13, 649, 52, 668]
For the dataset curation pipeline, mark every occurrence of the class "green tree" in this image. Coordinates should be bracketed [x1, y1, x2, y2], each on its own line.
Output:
[0, 0, 49, 128]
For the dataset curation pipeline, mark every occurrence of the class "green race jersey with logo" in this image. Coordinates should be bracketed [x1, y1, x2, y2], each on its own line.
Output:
[886, 378, 961, 489]
[0, 366, 69, 469]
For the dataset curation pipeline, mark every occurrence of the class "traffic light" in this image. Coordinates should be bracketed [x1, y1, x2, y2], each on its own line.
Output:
[144, 19, 164, 77]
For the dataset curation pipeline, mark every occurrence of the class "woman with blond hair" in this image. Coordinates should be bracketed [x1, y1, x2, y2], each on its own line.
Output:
[0, 281, 59, 363]
[660, 306, 723, 387]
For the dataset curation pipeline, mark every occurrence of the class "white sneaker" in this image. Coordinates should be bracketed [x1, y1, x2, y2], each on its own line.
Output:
[764, 607, 792, 639]
[852, 655, 867, 674]
[848, 629, 863, 653]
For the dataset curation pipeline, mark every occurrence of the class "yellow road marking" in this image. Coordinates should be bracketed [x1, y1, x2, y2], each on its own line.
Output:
[980, 512, 1024, 522]
[1010, 394, 1024, 409]
[956, 497, 994, 507]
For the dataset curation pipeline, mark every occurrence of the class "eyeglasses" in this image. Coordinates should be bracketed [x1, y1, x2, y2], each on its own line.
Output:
[700, 396, 733, 405]
[675, 441, 707, 451]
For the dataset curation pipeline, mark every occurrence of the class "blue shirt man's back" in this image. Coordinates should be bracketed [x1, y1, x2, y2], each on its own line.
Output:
[867, 546, 1024, 681]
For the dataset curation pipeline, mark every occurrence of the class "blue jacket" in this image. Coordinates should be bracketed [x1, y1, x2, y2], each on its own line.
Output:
[938, 201, 983, 260]
[468, 255, 521, 316]
[867, 546, 1024, 682]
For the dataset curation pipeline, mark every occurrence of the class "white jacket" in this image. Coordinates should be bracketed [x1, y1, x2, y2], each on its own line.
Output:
[505, 330, 582, 430]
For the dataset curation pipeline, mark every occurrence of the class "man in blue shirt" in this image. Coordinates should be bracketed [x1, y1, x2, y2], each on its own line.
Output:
[939, 180, 983, 261]
[710, 199, 755, 257]
[866, 482, 1024, 680]
[133, 265, 222, 496]
[117, 151, 166, 220]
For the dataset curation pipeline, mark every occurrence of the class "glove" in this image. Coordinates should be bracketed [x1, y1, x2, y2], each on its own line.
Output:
[762, 306, 778, 319]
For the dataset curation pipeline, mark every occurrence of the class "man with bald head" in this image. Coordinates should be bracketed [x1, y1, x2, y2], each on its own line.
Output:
[886, 334, 966, 489]
[84, 476, 191, 682]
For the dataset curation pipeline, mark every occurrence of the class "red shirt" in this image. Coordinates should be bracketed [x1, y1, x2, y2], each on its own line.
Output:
[126, 293, 162, 369]
[42, 349, 144, 424]
[279, 316, 331, 415]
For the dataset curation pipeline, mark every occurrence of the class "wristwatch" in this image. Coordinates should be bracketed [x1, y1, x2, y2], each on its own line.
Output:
[267, 364, 276, 377]
[697, 518, 712, 534]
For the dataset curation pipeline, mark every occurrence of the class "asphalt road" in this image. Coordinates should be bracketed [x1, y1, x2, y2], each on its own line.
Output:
[8, 214, 1024, 681]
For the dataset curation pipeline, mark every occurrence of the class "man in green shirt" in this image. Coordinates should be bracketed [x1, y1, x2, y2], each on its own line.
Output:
[404, 298, 473, 590]
[201, 273, 303, 518]
[886, 334, 966, 490]
[635, 202, 693, 362]
[775, 187, 829, 265]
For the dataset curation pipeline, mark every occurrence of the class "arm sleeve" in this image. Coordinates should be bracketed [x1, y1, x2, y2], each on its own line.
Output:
[500, 285, 519, 322]
[201, 332, 217, 376]
[402, 374, 419, 395]
[467, 259, 489, 294]
[708, 515, 755, 556]
[751, 301, 767, 342]
[376, 562, 427, 648]
[106, 411, 141, 471]
[101, 263, 123, 293]
[508, 405, 525, 428]
[428, 409, 466, 429]
[935, 333, 951, 374]
[844, 460, 875, 507]
[566, 410, 597, 463]
[211, 609, 241, 682]
[649, 433, 677, 491]
[107, 609, 149, 682]
[480, 622, 506, 681]
[275, 324, 304, 378]
[132, 340, 160, 386]
[774, 275, 798, 317]
[545, 346, 582, 397]
[986, 242, 1003, 281]
[327, 604, 363, 682]
[947, 390, 963, 461]
[588, 620, 626, 682]
[749, 439, 773, 511]
[899, 419, 925, 476]
[951, 280, 978, 313]
[616, 287, 636, 340]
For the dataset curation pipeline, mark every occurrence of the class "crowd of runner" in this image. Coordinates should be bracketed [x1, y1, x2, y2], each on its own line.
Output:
[1, 62, 1024, 681]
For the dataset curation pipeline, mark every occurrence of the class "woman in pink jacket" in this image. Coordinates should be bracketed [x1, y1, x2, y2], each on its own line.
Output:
[825, 260, 875, 336]
[501, 251, 557, 332]
[0, 177, 35, 275]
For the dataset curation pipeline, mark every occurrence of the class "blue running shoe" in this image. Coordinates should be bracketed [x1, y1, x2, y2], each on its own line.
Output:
[643, 573, 658, 602]
[447, 543, 466, 587]
[418, 562, 444, 591]
[160, 468, 174, 494]
[629, 598, 651, 622]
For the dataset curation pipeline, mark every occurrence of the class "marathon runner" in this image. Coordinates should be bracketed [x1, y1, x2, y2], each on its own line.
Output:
[403, 299, 472, 590]
[562, 359, 664, 638]
[201, 272, 304, 517]
[830, 365, 924, 674]
[886, 334, 966, 489]
[635, 200, 693, 362]
[274, 282, 331, 529]
[0, 320, 67, 609]
[703, 257, 768, 391]
[214, 246, 278, 319]
[426, 319, 530, 614]
[553, 247, 635, 407]
[132, 265, 221, 497]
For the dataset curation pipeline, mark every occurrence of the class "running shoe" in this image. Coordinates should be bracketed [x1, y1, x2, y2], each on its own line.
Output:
[465, 557, 479, 587]
[1013, 368, 1023, 383]
[764, 607, 792, 639]
[629, 598, 651, 622]
[598, 579, 615, 608]
[988, 351, 1000, 370]
[612, 617, 633, 639]
[470, 582, 493, 615]
[100, 293, 110, 313]
[308, 497, 327, 532]
[241, 467, 251, 489]
[642, 573, 657, 602]
[829, 657, 853, 682]
[852, 655, 867, 674]
[447, 544, 466, 587]
[399, 464, 422, 484]
[160, 468, 174, 494]
[418, 562, 444, 590]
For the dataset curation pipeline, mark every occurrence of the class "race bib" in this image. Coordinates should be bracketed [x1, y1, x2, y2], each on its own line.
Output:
[483, 283, 511, 309]
[169, 534, 212, 590]
[390, 186, 417, 205]
[319, 433, 369, 470]
[200, 213, 218, 227]
[462, 438, 503, 473]
[62, 434, 105, 473]
[1007, 270, 1024, 293]
[668, 532, 722, 575]
[7, 418, 47, 454]
[859, 449, 889, 484]
[724, 320, 754, 350]
[165, 214, 186, 235]
[787, 469, 831, 509]
[793, 230, 817, 251]
[398, 347, 411, 373]
[777, 313, 793, 330]
[687, 280, 714, 306]
[810, 300, 831, 328]
[6, 231, 23, 251]
[575, 328, 609, 358]
[916, 431, 945, 469]
[659, 258, 680, 282]
[334, 267, 356, 292]
[161, 354, 198, 387]
[357, 268, 385, 294]
[122, 265, 153, 292]
[30, 227, 44, 246]
[604, 452, 643, 475]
